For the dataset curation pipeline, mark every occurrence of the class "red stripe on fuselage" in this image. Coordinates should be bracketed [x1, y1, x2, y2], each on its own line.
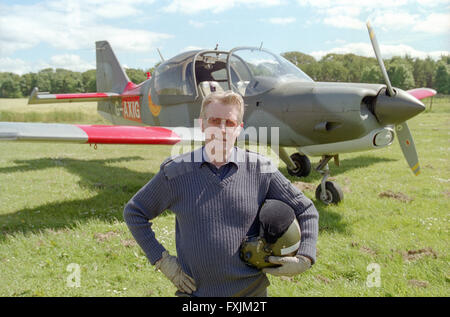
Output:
[75, 125, 181, 145]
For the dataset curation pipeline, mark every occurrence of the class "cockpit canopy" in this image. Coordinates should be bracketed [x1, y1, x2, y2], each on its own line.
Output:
[228, 47, 313, 97]
[153, 47, 313, 104]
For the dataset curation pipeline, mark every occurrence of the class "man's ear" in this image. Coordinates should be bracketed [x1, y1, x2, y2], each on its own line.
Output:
[235, 122, 244, 137]
[199, 118, 205, 132]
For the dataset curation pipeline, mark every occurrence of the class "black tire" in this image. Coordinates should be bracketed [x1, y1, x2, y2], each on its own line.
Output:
[315, 181, 344, 205]
[287, 153, 311, 177]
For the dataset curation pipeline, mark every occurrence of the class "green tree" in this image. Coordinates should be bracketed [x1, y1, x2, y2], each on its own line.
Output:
[51, 69, 84, 94]
[19, 72, 37, 97]
[361, 65, 383, 84]
[36, 69, 53, 92]
[386, 57, 415, 89]
[317, 59, 348, 82]
[125, 68, 147, 84]
[413, 57, 436, 88]
[0, 76, 22, 97]
[82, 69, 96, 92]
[434, 59, 450, 94]
[282, 51, 318, 79]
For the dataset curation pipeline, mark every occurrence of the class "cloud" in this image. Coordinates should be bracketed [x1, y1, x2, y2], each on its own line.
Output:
[266, 17, 296, 25]
[323, 15, 365, 29]
[297, 0, 450, 35]
[309, 42, 450, 60]
[180, 46, 206, 53]
[0, 58, 31, 75]
[163, 0, 284, 14]
[0, 0, 171, 56]
[50, 54, 95, 72]
[0, 54, 94, 75]
[371, 12, 419, 31]
[189, 20, 206, 28]
[413, 13, 450, 34]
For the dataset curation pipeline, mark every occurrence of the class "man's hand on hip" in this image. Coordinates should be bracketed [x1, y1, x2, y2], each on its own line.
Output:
[262, 255, 311, 277]
[155, 251, 197, 294]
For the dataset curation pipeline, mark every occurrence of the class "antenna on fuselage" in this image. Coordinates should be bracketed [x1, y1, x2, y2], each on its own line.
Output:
[259, 42, 263, 50]
[157, 48, 165, 62]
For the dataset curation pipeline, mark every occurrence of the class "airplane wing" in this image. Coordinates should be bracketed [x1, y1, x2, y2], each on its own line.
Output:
[406, 88, 437, 100]
[0, 122, 203, 145]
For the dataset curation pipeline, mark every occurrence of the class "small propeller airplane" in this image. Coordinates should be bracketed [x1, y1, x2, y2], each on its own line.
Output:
[0, 22, 436, 205]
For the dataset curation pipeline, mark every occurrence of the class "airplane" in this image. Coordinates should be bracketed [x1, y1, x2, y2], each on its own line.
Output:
[0, 22, 436, 205]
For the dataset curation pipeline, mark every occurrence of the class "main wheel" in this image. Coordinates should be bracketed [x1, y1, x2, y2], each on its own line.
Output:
[315, 181, 344, 205]
[287, 153, 311, 177]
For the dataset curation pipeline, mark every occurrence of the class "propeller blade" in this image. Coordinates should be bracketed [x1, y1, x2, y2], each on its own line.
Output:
[366, 21, 395, 97]
[395, 122, 420, 176]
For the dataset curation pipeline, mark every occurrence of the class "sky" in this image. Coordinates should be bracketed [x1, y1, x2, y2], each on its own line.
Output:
[0, 0, 449, 75]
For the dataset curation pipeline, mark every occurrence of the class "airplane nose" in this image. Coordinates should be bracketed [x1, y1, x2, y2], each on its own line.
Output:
[373, 88, 425, 125]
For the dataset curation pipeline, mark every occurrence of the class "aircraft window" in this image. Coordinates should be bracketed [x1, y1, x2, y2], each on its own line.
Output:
[211, 68, 227, 82]
[154, 55, 195, 99]
[229, 48, 313, 97]
[193, 52, 232, 94]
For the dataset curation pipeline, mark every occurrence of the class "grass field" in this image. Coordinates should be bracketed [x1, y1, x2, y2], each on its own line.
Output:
[0, 96, 448, 297]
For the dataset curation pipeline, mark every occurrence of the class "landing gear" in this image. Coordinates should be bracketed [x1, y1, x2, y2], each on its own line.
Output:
[287, 153, 311, 177]
[278, 148, 344, 204]
[278, 147, 311, 178]
[315, 155, 344, 205]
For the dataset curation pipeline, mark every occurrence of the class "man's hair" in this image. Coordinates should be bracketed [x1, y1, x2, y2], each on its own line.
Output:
[200, 90, 245, 123]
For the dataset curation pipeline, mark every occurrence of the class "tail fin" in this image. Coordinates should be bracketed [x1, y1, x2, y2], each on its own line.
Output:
[96, 41, 130, 93]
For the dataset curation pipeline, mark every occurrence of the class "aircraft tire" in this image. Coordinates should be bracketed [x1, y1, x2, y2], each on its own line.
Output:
[287, 153, 311, 177]
[315, 181, 343, 205]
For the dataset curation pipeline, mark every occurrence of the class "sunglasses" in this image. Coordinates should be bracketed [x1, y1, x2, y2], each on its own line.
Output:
[206, 117, 240, 128]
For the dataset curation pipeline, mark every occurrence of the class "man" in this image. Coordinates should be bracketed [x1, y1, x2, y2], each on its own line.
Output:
[123, 90, 319, 297]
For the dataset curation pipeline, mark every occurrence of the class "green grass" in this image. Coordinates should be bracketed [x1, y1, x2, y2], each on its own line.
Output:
[0, 96, 449, 297]
[0, 98, 109, 124]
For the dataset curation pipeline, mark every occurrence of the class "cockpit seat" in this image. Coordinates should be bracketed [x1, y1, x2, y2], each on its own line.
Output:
[198, 81, 224, 98]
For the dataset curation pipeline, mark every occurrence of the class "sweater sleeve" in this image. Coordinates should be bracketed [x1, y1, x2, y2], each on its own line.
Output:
[266, 170, 319, 264]
[123, 168, 173, 265]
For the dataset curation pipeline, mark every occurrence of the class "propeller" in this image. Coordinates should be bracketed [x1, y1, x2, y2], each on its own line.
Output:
[366, 21, 421, 176]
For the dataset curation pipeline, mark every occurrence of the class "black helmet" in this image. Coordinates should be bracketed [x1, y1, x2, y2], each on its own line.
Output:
[240, 200, 301, 269]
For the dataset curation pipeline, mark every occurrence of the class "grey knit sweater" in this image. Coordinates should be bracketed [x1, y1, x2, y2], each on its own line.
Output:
[123, 146, 319, 297]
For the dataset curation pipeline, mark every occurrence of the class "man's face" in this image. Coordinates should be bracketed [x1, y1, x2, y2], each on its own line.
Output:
[201, 101, 243, 163]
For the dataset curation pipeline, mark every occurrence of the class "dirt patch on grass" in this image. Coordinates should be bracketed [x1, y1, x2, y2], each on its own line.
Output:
[293, 181, 316, 192]
[360, 246, 377, 256]
[379, 190, 413, 203]
[121, 239, 137, 248]
[94, 231, 118, 242]
[351, 242, 377, 256]
[315, 275, 331, 284]
[408, 279, 429, 288]
[400, 247, 438, 261]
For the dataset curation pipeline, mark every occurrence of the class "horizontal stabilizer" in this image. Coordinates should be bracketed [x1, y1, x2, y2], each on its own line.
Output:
[28, 87, 119, 104]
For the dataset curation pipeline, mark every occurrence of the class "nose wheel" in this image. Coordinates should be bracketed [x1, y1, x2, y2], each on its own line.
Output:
[315, 156, 344, 205]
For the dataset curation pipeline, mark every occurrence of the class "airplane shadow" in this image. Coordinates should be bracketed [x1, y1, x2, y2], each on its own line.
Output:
[279, 154, 396, 183]
[0, 156, 158, 240]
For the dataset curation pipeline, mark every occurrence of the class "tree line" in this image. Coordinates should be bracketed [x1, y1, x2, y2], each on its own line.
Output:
[0, 52, 448, 98]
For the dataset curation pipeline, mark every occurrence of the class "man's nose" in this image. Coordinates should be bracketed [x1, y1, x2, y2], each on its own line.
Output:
[219, 120, 227, 132]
